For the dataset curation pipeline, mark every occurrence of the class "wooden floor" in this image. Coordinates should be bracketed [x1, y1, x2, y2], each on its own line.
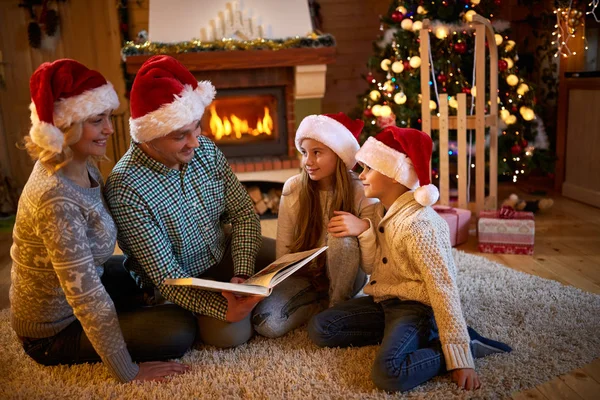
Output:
[0, 183, 599, 398]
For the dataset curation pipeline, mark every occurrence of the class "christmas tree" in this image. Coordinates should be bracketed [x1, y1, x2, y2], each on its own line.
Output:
[356, 0, 545, 184]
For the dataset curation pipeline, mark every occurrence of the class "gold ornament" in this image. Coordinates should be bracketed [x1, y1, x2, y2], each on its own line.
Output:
[372, 104, 383, 116]
[519, 106, 535, 121]
[417, 6, 427, 15]
[409, 56, 421, 69]
[517, 83, 529, 96]
[391, 61, 404, 73]
[396, 6, 407, 14]
[369, 90, 381, 101]
[435, 27, 449, 39]
[465, 10, 477, 22]
[380, 105, 393, 117]
[394, 92, 407, 104]
[429, 100, 437, 110]
[505, 114, 517, 125]
[380, 59, 392, 71]
[494, 34, 503, 46]
[412, 21, 423, 32]
[500, 109, 510, 121]
[505, 40, 516, 52]
[506, 74, 519, 86]
[401, 19, 413, 30]
[448, 96, 458, 109]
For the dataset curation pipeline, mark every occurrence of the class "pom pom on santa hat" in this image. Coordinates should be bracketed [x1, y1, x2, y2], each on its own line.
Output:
[295, 112, 364, 169]
[355, 126, 440, 207]
[29, 59, 119, 153]
[129, 55, 216, 143]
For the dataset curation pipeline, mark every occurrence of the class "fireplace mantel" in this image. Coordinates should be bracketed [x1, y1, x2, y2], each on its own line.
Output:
[124, 47, 336, 74]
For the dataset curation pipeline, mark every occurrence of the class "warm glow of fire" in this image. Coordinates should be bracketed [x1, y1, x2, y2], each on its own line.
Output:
[209, 105, 273, 140]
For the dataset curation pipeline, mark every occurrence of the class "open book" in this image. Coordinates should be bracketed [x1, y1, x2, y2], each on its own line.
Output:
[163, 246, 328, 296]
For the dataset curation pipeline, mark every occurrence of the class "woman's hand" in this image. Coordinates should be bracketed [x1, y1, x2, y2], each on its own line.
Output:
[451, 368, 481, 390]
[134, 361, 190, 382]
[327, 211, 370, 237]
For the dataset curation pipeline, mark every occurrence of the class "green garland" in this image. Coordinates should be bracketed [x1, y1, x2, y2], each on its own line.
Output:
[121, 33, 336, 58]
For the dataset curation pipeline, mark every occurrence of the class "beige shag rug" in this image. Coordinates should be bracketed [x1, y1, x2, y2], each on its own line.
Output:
[1, 250, 599, 400]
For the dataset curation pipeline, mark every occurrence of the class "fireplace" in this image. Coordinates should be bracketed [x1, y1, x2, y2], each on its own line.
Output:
[201, 87, 288, 159]
[125, 47, 335, 175]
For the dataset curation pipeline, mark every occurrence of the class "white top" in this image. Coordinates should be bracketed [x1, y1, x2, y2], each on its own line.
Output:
[276, 172, 379, 258]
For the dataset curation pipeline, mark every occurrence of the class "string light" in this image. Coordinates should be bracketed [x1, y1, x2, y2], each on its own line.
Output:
[553, 2, 586, 58]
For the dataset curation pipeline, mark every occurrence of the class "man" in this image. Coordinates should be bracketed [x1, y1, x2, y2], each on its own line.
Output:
[105, 55, 273, 348]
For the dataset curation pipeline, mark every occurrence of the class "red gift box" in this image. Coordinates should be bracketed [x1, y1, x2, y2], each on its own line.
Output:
[477, 207, 535, 255]
[433, 205, 472, 247]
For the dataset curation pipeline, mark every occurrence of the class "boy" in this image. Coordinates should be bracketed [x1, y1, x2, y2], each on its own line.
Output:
[309, 127, 511, 392]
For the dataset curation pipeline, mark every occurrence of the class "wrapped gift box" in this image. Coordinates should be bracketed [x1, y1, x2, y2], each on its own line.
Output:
[477, 207, 535, 255]
[433, 205, 472, 247]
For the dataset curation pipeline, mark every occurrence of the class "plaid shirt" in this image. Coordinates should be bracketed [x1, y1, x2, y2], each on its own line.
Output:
[105, 137, 261, 320]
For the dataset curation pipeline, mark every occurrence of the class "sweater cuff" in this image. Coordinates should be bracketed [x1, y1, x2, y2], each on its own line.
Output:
[443, 343, 475, 370]
[104, 346, 140, 383]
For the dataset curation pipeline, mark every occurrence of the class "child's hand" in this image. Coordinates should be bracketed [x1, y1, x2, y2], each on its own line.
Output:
[327, 211, 370, 237]
[451, 368, 481, 390]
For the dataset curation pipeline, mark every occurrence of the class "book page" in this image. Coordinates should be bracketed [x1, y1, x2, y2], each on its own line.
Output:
[163, 277, 270, 296]
[244, 247, 327, 288]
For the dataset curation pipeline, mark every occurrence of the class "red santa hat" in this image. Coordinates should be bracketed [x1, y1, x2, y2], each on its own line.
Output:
[355, 126, 439, 207]
[129, 55, 215, 143]
[295, 112, 364, 169]
[29, 59, 119, 153]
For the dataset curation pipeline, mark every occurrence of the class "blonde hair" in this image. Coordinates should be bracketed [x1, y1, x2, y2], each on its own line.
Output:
[289, 156, 356, 253]
[21, 120, 107, 173]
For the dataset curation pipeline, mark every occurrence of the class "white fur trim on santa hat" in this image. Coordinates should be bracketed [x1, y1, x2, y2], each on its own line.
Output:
[129, 81, 215, 143]
[29, 120, 64, 153]
[295, 115, 360, 169]
[355, 136, 419, 189]
[414, 184, 439, 207]
[29, 82, 119, 153]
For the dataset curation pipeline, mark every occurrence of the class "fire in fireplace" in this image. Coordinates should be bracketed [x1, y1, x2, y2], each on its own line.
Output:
[201, 87, 288, 159]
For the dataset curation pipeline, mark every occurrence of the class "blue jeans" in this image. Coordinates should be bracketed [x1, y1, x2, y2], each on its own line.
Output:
[308, 296, 445, 392]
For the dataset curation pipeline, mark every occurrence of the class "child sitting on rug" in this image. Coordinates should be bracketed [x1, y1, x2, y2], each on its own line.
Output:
[308, 126, 511, 392]
[252, 113, 378, 338]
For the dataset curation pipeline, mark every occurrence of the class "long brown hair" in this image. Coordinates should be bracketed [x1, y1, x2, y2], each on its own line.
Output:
[289, 156, 356, 253]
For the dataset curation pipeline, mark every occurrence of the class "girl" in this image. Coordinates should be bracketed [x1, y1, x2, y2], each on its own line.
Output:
[252, 112, 378, 338]
[10, 59, 196, 382]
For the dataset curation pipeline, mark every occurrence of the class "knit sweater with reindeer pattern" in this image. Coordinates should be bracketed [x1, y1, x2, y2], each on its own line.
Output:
[358, 190, 475, 371]
[9, 161, 138, 382]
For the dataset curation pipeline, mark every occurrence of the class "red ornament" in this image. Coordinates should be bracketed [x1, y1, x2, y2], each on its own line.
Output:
[366, 72, 374, 83]
[403, 60, 411, 70]
[364, 108, 374, 118]
[454, 42, 467, 54]
[391, 10, 404, 23]
[512, 105, 518, 112]
[521, 139, 528, 147]
[462, 87, 471, 94]
[495, 0, 501, 4]
[511, 144, 522, 155]
[498, 59, 508, 71]
[437, 73, 448, 83]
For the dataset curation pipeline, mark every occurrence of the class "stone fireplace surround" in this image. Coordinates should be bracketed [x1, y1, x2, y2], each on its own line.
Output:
[125, 47, 335, 181]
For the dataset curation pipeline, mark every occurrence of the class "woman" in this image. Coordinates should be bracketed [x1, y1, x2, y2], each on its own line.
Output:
[252, 113, 378, 338]
[10, 59, 196, 382]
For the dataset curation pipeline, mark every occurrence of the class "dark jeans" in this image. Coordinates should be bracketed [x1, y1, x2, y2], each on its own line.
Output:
[21, 255, 197, 367]
[308, 296, 445, 392]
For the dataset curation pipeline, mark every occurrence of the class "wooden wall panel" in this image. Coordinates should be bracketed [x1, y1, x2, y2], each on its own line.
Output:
[0, 0, 127, 187]
[319, 0, 390, 115]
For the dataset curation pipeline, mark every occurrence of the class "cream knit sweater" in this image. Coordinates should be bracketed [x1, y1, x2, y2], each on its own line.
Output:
[358, 191, 475, 371]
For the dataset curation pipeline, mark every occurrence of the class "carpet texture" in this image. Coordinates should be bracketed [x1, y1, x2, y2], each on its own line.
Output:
[1, 250, 599, 399]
